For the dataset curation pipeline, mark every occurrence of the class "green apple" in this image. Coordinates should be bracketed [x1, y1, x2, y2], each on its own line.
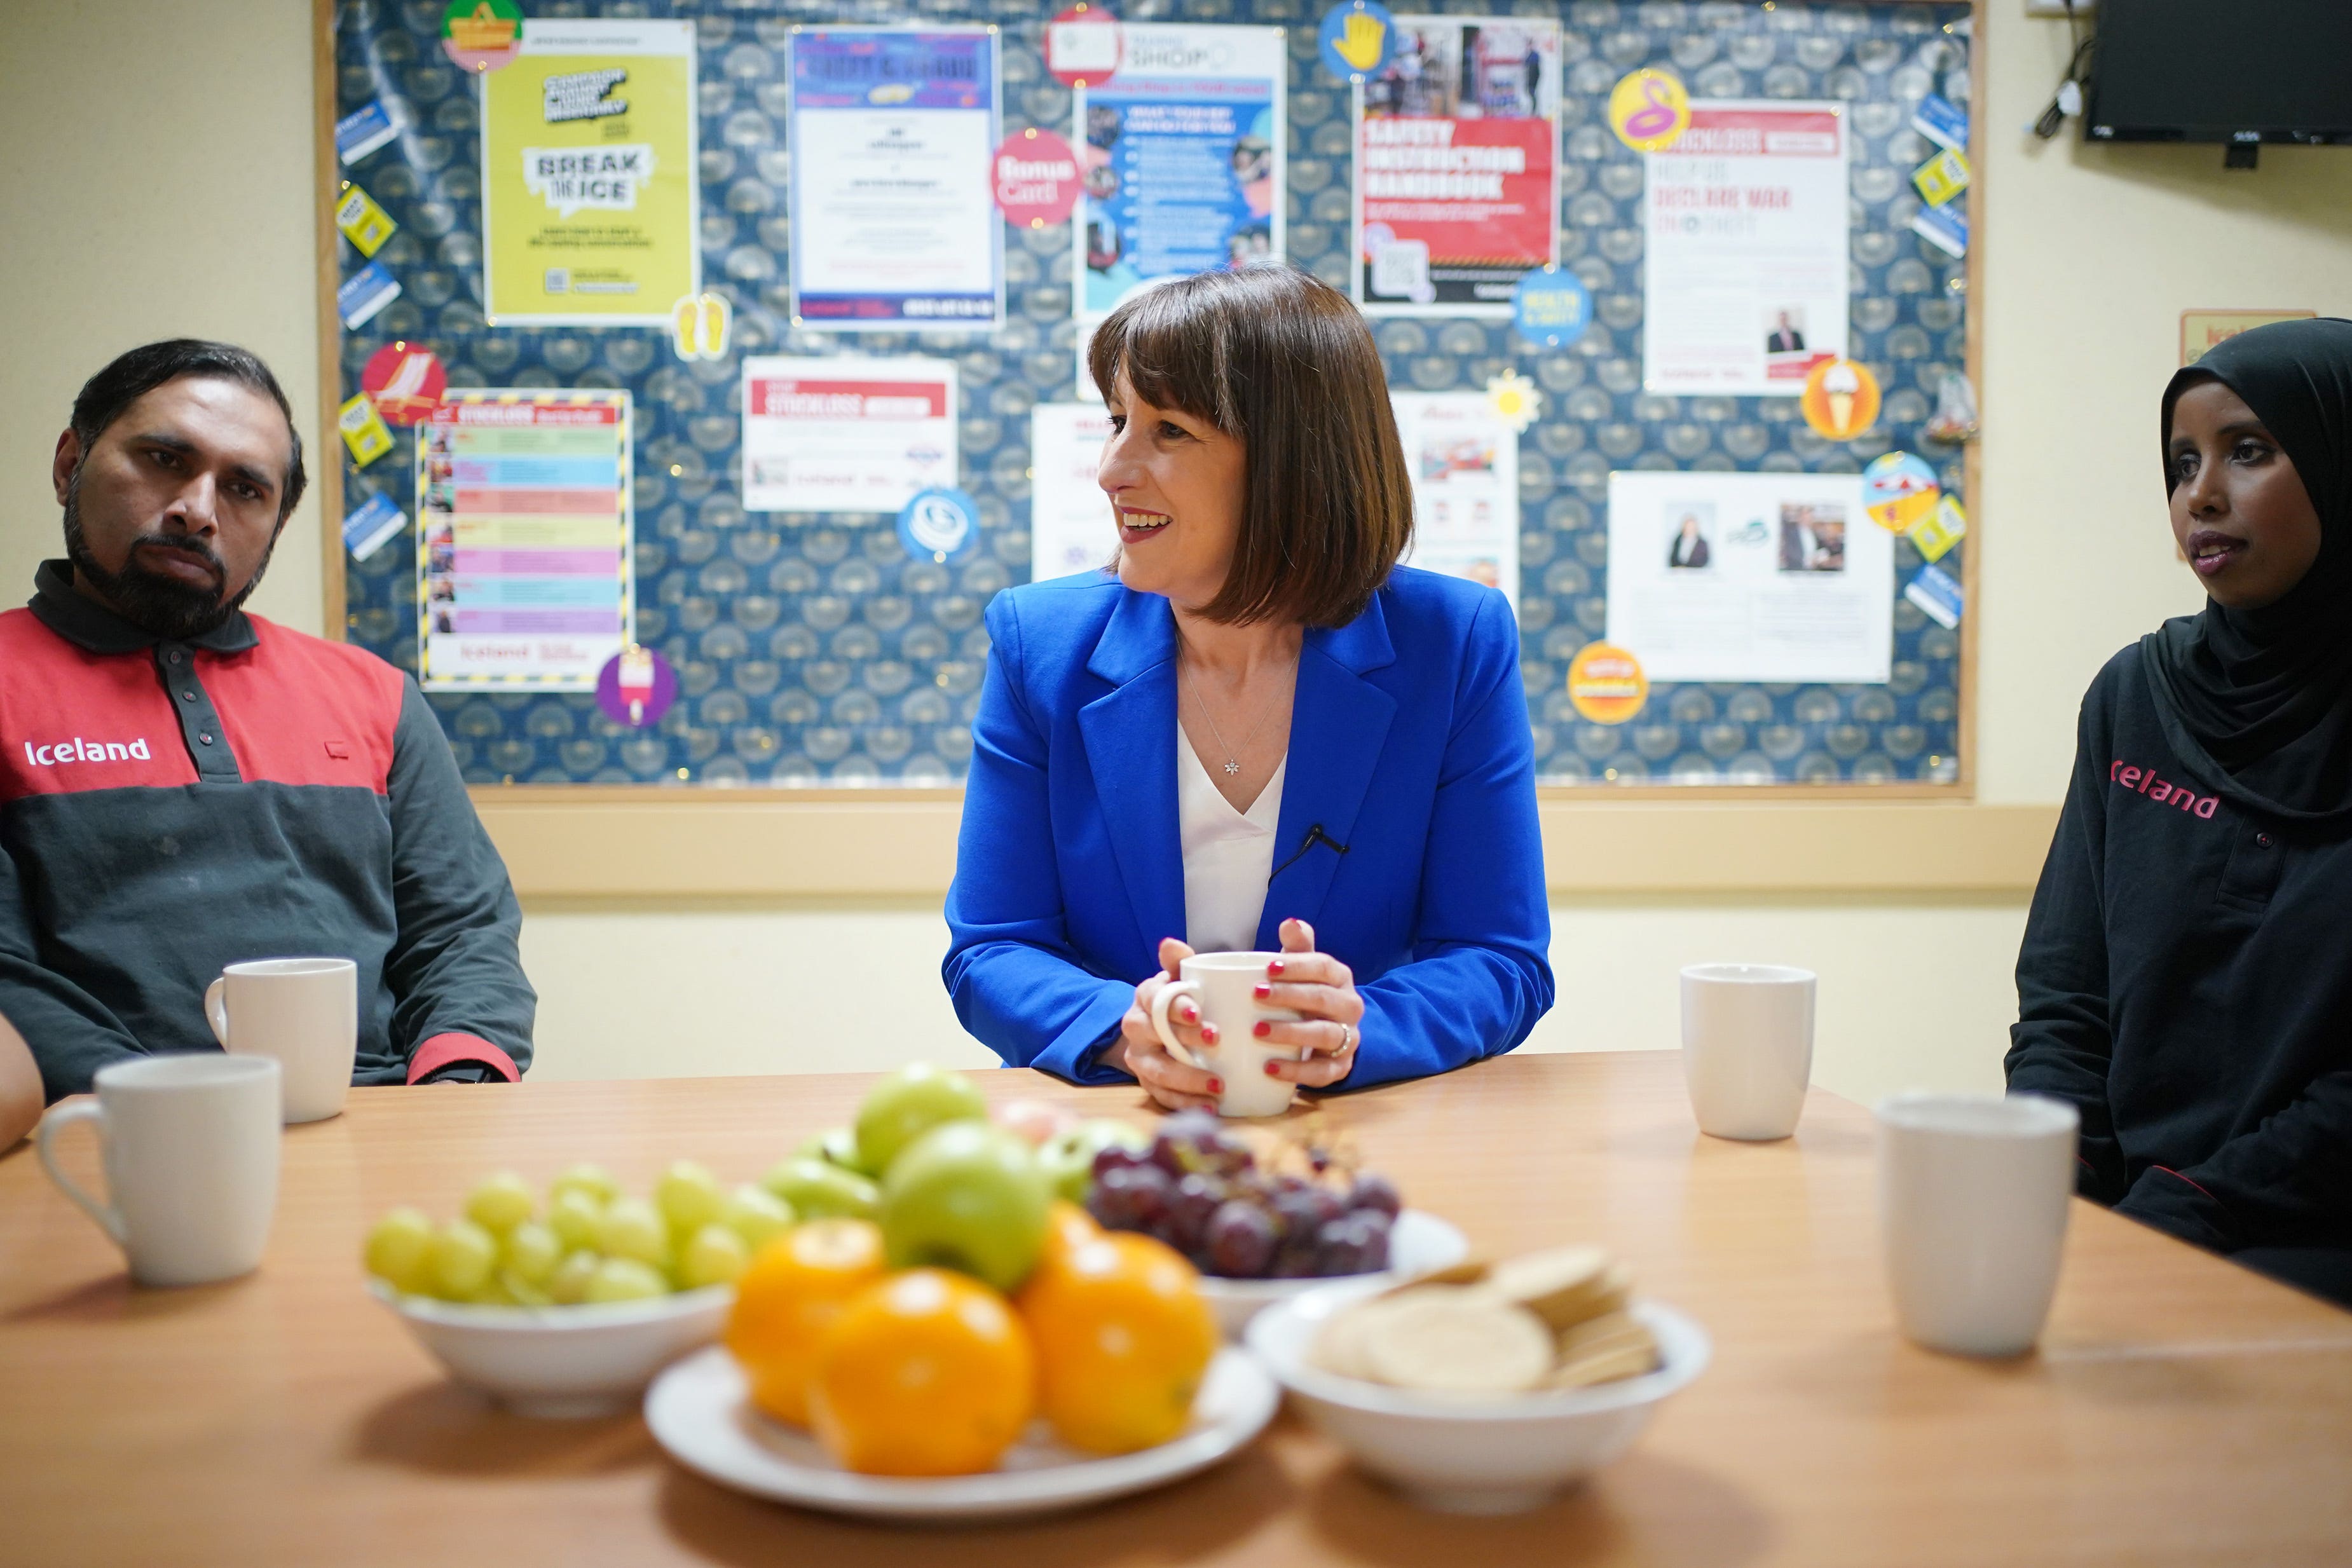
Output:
[761, 1157, 880, 1222]
[854, 1063, 989, 1178]
[880, 1121, 1051, 1294]
[1037, 1119, 1152, 1204]
[794, 1125, 868, 1174]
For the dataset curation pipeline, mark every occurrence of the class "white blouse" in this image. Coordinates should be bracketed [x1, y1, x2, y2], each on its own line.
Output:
[1179, 723, 1288, 957]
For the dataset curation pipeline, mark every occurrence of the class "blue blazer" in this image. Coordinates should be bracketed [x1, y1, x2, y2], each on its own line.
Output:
[943, 566, 1553, 1089]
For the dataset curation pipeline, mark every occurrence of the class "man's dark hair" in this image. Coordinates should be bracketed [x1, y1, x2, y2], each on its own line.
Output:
[69, 339, 306, 522]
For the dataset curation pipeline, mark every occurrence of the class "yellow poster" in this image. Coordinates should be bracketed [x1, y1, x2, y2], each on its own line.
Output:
[481, 18, 699, 325]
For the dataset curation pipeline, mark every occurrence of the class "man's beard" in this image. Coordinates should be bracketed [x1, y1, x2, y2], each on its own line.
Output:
[62, 477, 277, 641]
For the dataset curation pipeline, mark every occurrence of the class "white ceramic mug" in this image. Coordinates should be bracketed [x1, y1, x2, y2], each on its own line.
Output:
[1875, 1091, 2080, 1358]
[205, 957, 358, 1124]
[37, 1053, 283, 1287]
[1150, 951, 1303, 1118]
[1679, 963, 1815, 1141]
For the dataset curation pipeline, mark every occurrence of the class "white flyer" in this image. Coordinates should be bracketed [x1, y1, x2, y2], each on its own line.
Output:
[1029, 404, 1117, 581]
[1391, 392, 1519, 611]
[1641, 102, 1849, 397]
[739, 357, 957, 514]
[1604, 471, 1890, 685]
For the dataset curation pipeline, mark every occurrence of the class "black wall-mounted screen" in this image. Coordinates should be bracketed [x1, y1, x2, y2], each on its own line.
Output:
[2087, 0, 2352, 144]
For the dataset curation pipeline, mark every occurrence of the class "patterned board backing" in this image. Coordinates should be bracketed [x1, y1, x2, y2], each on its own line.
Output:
[334, 0, 1972, 787]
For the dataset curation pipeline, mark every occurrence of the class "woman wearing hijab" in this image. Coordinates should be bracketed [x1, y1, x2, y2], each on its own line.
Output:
[2008, 317, 2352, 1308]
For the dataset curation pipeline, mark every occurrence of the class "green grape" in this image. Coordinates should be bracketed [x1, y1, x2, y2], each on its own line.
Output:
[547, 1249, 601, 1306]
[496, 1269, 552, 1307]
[584, 1257, 670, 1304]
[471, 1274, 520, 1307]
[549, 1162, 620, 1207]
[655, 1160, 726, 1236]
[363, 1207, 436, 1293]
[548, 1187, 603, 1250]
[721, 1184, 794, 1251]
[596, 1196, 669, 1268]
[676, 1223, 750, 1290]
[463, 1171, 537, 1234]
[429, 1218, 498, 1300]
[500, 1220, 561, 1286]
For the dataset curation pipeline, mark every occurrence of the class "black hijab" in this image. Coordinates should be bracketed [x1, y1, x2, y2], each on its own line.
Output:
[2140, 317, 2352, 822]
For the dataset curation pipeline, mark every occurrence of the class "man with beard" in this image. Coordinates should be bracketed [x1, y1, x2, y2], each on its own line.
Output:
[1, 340, 534, 1101]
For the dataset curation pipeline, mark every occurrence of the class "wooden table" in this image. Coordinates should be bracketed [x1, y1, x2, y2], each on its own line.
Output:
[4, 1053, 2349, 1567]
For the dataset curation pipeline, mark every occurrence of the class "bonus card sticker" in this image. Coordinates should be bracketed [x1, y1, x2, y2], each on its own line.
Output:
[337, 394, 395, 468]
[1863, 452, 1941, 534]
[994, 128, 1081, 228]
[335, 183, 397, 257]
[1046, 4, 1121, 88]
[359, 342, 448, 425]
[1568, 642, 1648, 725]
[1608, 69, 1690, 153]
[1800, 357, 1880, 442]
[1318, 1, 1397, 84]
[1908, 494, 1967, 563]
[442, 0, 524, 74]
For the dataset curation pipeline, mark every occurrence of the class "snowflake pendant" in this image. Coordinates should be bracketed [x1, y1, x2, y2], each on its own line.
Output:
[1223, 761, 1240, 775]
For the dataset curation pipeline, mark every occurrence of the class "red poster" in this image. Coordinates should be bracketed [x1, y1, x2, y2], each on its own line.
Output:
[1355, 17, 1560, 315]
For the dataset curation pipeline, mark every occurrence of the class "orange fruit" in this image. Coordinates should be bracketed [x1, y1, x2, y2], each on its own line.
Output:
[725, 1218, 887, 1428]
[1039, 1199, 1100, 1270]
[808, 1269, 1037, 1476]
[1016, 1231, 1216, 1455]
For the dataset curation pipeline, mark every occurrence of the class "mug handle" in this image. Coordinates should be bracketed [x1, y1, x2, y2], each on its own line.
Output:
[36, 1101, 127, 1248]
[205, 976, 230, 1048]
[1149, 979, 1206, 1069]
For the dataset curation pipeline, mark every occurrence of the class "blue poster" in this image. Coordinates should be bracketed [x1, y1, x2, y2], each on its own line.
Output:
[1076, 24, 1287, 318]
[787, 28, 1004, 332]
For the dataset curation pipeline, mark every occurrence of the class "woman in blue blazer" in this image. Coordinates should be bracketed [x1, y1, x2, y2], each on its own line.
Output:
[943, 265, 1552, 1108]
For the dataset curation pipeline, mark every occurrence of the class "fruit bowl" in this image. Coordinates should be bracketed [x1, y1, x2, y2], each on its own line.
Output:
[1194, 1209, 1468, 1338]
[369, 1280, 733, 1418]
[1246, 1278, 1711, 1515]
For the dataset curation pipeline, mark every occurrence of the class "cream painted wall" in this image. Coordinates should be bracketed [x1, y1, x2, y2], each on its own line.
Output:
[5, 3, 2348, 1101]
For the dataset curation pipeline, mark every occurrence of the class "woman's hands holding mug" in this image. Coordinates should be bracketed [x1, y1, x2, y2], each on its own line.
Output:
[1111, 919, 1365, 1111]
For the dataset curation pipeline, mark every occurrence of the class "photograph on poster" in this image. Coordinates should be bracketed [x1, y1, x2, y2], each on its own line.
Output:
[1391, 391, 1520, 608]
[1075, 23, 1285, 320]
[414, 392, 634, 691]
[1029, 403, 1119, 581]
[786, 27, 1003, 332]
[479, 20, 699, 326]
[1355, 17, 1561, 315]
[740, 357, 958, 515]
[1605, 471, 1888, 686]
[1641, 102, 1848, 395]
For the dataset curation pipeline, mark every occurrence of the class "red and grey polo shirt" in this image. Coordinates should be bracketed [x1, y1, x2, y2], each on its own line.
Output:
[1, 561, 533, 1100]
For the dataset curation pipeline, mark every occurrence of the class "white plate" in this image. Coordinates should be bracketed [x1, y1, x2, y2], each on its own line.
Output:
[1196, 1209, 1470, 1339]
[644, 1345, 1279, 1523]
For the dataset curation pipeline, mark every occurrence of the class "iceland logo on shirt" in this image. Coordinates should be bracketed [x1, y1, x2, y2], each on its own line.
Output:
[23, 737, 153, 768]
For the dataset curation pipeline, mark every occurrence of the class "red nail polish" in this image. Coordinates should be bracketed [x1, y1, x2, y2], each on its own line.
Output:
[1263, 1060, 1282, 1077]
[1253, 1021, 1271, 1037]
[1253, 983, 1271, 999]
[1183, 1004, 1198, 1023]
[1269, 960, 1286, 975]
[1207, 1077, 1224, 1095]
[1201, 1023, 1219, 1043]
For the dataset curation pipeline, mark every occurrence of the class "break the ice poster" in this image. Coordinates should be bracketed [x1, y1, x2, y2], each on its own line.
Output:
[786, 27, 1004, 332]
[1641, 102, 1849, 396]
[416, 391, 634, 690]
[1355, 17, 1561, 316]
[1074, 23, 1285, 320]
[739, 357, 959, 514]
[479, 19, 699, 326]
[1603, 470, 1890, 686]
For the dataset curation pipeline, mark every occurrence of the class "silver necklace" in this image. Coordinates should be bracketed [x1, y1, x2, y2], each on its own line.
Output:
[1180, 655, 1283, 775]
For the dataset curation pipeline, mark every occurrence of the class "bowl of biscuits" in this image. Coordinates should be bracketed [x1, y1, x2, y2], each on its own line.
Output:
[1244, 1246, 1709, 1514]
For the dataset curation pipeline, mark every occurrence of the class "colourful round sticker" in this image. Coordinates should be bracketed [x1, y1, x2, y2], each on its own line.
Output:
[595, 646, 678, 730]
[1046, 4, 1121, 88]
[898, 487, 981, 563]
[993, 128, 1082, 228]
[1863, 451, 1942, 533]
[1568, 643, 1648, 726]
[1800, 357, 1882, 442]
[1318, 1, 1398, 84]
[1608, 69, 1691, 153]
[1511, 267, 1592, 350]
[441, 0, 523, 74]
[359, 343, 447, 426]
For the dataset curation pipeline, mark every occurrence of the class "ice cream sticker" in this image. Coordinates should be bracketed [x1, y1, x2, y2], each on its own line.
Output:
[1801, 357, 1880, 441]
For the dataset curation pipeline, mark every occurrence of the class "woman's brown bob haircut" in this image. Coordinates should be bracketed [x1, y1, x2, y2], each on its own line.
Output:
[1087, 264, 1414, 628]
